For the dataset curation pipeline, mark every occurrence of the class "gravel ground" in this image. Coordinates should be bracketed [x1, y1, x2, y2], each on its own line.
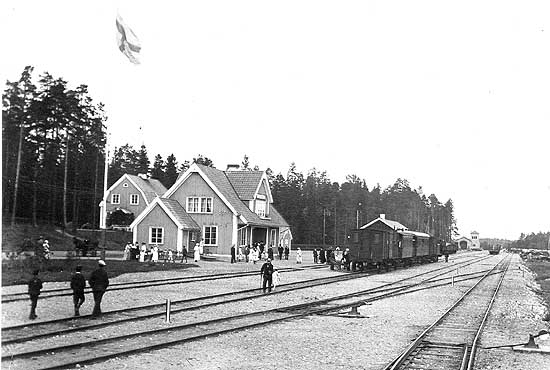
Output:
[2, 252, 549, 370]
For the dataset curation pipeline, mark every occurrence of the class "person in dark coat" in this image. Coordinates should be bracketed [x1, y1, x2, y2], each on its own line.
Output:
[278, 245, 284, 260]
[28, 269, 43, 320]
[260, 258, 275, 293]
[313, 249, 319, 263]
[319, 248, 326, 264]
[284, 246, 290, 260]
[343, 248, 351, 270]
[267, 246, 274, 260]
[230, 245, 236, 263]
[89, 260, 109, 317]
[70, 265, 86, 316]
[328, 248, 336, 270]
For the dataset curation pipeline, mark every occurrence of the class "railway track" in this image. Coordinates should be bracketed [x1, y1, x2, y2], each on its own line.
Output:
[2, 255, 500, 369]
[1, 264, 328, 303]
[383, 254, 512, 370]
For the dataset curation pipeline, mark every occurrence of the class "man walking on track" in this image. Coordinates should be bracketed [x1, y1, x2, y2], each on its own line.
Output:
[70, 265, 86, 316]
[89, 260, 109, 317]
[28, 269, 43, 320]
[260, 258, 275, 293]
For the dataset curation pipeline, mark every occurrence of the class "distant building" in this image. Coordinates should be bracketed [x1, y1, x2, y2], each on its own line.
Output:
[471, 231, 480, 250]
[454, 236, 473, 250]
[99, 174, 167, 229]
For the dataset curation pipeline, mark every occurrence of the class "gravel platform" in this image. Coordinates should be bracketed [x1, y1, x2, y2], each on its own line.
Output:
[2, 252, 549, 369]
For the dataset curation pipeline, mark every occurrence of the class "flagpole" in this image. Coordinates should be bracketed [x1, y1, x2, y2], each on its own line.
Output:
[101, 130, 109, 258]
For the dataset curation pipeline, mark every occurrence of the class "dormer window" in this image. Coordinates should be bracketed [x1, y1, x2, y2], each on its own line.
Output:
[255, 199, 266, 218]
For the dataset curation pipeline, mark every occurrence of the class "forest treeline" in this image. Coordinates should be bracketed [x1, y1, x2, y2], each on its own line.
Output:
[508, 232, 550, 250]
[3, 67, 457, 244]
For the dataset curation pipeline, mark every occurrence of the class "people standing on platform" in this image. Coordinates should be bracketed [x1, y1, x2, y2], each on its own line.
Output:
[194, 243, 201, 262]
[131, 243, 139, 261]
[42, 240, 51, 260]
[28, 269, 43, 320]
[251, 246, 259, 264]
[139, 243, 147, 262]
[268, 245, 274, 261]
[284, 245, 290, 260]
[272, 268, 281, 290]
[296, 247, 303, 264]
[168, 249, 174, 263]
[151, 244, 159, 263]
[319, 248, 326, 264]
[244, 245, 250, 263]
[123, 242, 131, 261]
[70, 265, 86, 316]
[342, 248, 351, 270]
[278, 245, 284, 260]
[328, 248, 336, 270]
[260, 258, 274, 293]
[89, 260, 109, 317]
[313, 248, 319, 263]
[231, 244, 236, 263]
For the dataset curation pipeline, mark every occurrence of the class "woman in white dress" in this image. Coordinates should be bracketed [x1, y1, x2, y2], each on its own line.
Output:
[151, 245, 159, 263]
[296, 247, 303, 264]
[194, 244, 200, 262]
[139, 243, 146, 262]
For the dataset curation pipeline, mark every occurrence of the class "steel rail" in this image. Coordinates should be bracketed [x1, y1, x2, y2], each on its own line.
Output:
[385, 254, 511, 370]
[2, 255, 499, 369]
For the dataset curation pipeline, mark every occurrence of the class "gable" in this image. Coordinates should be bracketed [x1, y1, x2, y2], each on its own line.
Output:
[169, 172, 233, 214]
[257, 179, 268, 197]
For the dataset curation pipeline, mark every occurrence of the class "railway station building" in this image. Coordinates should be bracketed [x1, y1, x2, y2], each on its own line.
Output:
[130, 163, 291, 256]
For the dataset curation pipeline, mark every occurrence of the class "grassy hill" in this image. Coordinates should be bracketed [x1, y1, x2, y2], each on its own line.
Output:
[2, 223, 130, 252]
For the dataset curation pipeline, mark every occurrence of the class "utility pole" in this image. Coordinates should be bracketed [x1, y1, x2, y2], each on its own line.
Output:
[322, 208, 326, 246]
[356, 202, 362, 229]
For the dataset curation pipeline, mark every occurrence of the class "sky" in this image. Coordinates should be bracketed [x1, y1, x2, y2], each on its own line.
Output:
[2, 1, 549, 240]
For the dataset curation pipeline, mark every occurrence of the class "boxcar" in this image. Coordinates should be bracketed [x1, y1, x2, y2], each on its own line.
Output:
[348, 216, 439, 271]
[488, 244, 501, 255]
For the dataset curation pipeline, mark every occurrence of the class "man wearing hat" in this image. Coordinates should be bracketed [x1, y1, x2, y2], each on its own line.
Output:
[70, 265, 86, 316]
[260, 258, 274, 293]
[27, 269, 43, 319]
[89, 260, 109, 317]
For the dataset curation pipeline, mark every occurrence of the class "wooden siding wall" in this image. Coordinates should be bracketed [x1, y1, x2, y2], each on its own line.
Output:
[107, 179, 148, 216]
[170, 172, 234, 255]
[135, 205, 178, 250]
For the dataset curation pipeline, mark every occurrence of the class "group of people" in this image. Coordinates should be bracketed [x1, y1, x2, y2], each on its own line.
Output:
[34, 236, 51, 260]
[123, 242, 160, 263]
[28, 259, 109, 320]
[230, 242, 292, 264]
[313, 247, 351, 270]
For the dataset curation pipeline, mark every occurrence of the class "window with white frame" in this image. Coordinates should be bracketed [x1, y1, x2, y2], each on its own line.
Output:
[111, 194, 120, 204]
[203, 226, 217, 245]
[123, 183, 129, 188]
[187, 197, 213, 213]
[150, 227, 164, 244]
[130, 194, 139, 205]
[255, 199, 266, 217]
[200, 197, 212, 213]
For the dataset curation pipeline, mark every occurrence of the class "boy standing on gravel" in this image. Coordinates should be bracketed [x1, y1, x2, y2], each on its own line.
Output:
[71, 265, 86, 316]
[28, 269, 43, 320]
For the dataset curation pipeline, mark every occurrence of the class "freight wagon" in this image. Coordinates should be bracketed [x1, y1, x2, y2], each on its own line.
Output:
[348, 215, 440, 272]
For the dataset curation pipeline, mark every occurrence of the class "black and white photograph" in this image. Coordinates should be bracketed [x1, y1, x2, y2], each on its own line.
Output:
[1, 1, 549, 369]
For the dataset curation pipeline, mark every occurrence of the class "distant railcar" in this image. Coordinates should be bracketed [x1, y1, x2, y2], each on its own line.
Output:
[441, 242, 458, 255]
[488, 244, 501, 255]
[348, 216, 439, 272]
